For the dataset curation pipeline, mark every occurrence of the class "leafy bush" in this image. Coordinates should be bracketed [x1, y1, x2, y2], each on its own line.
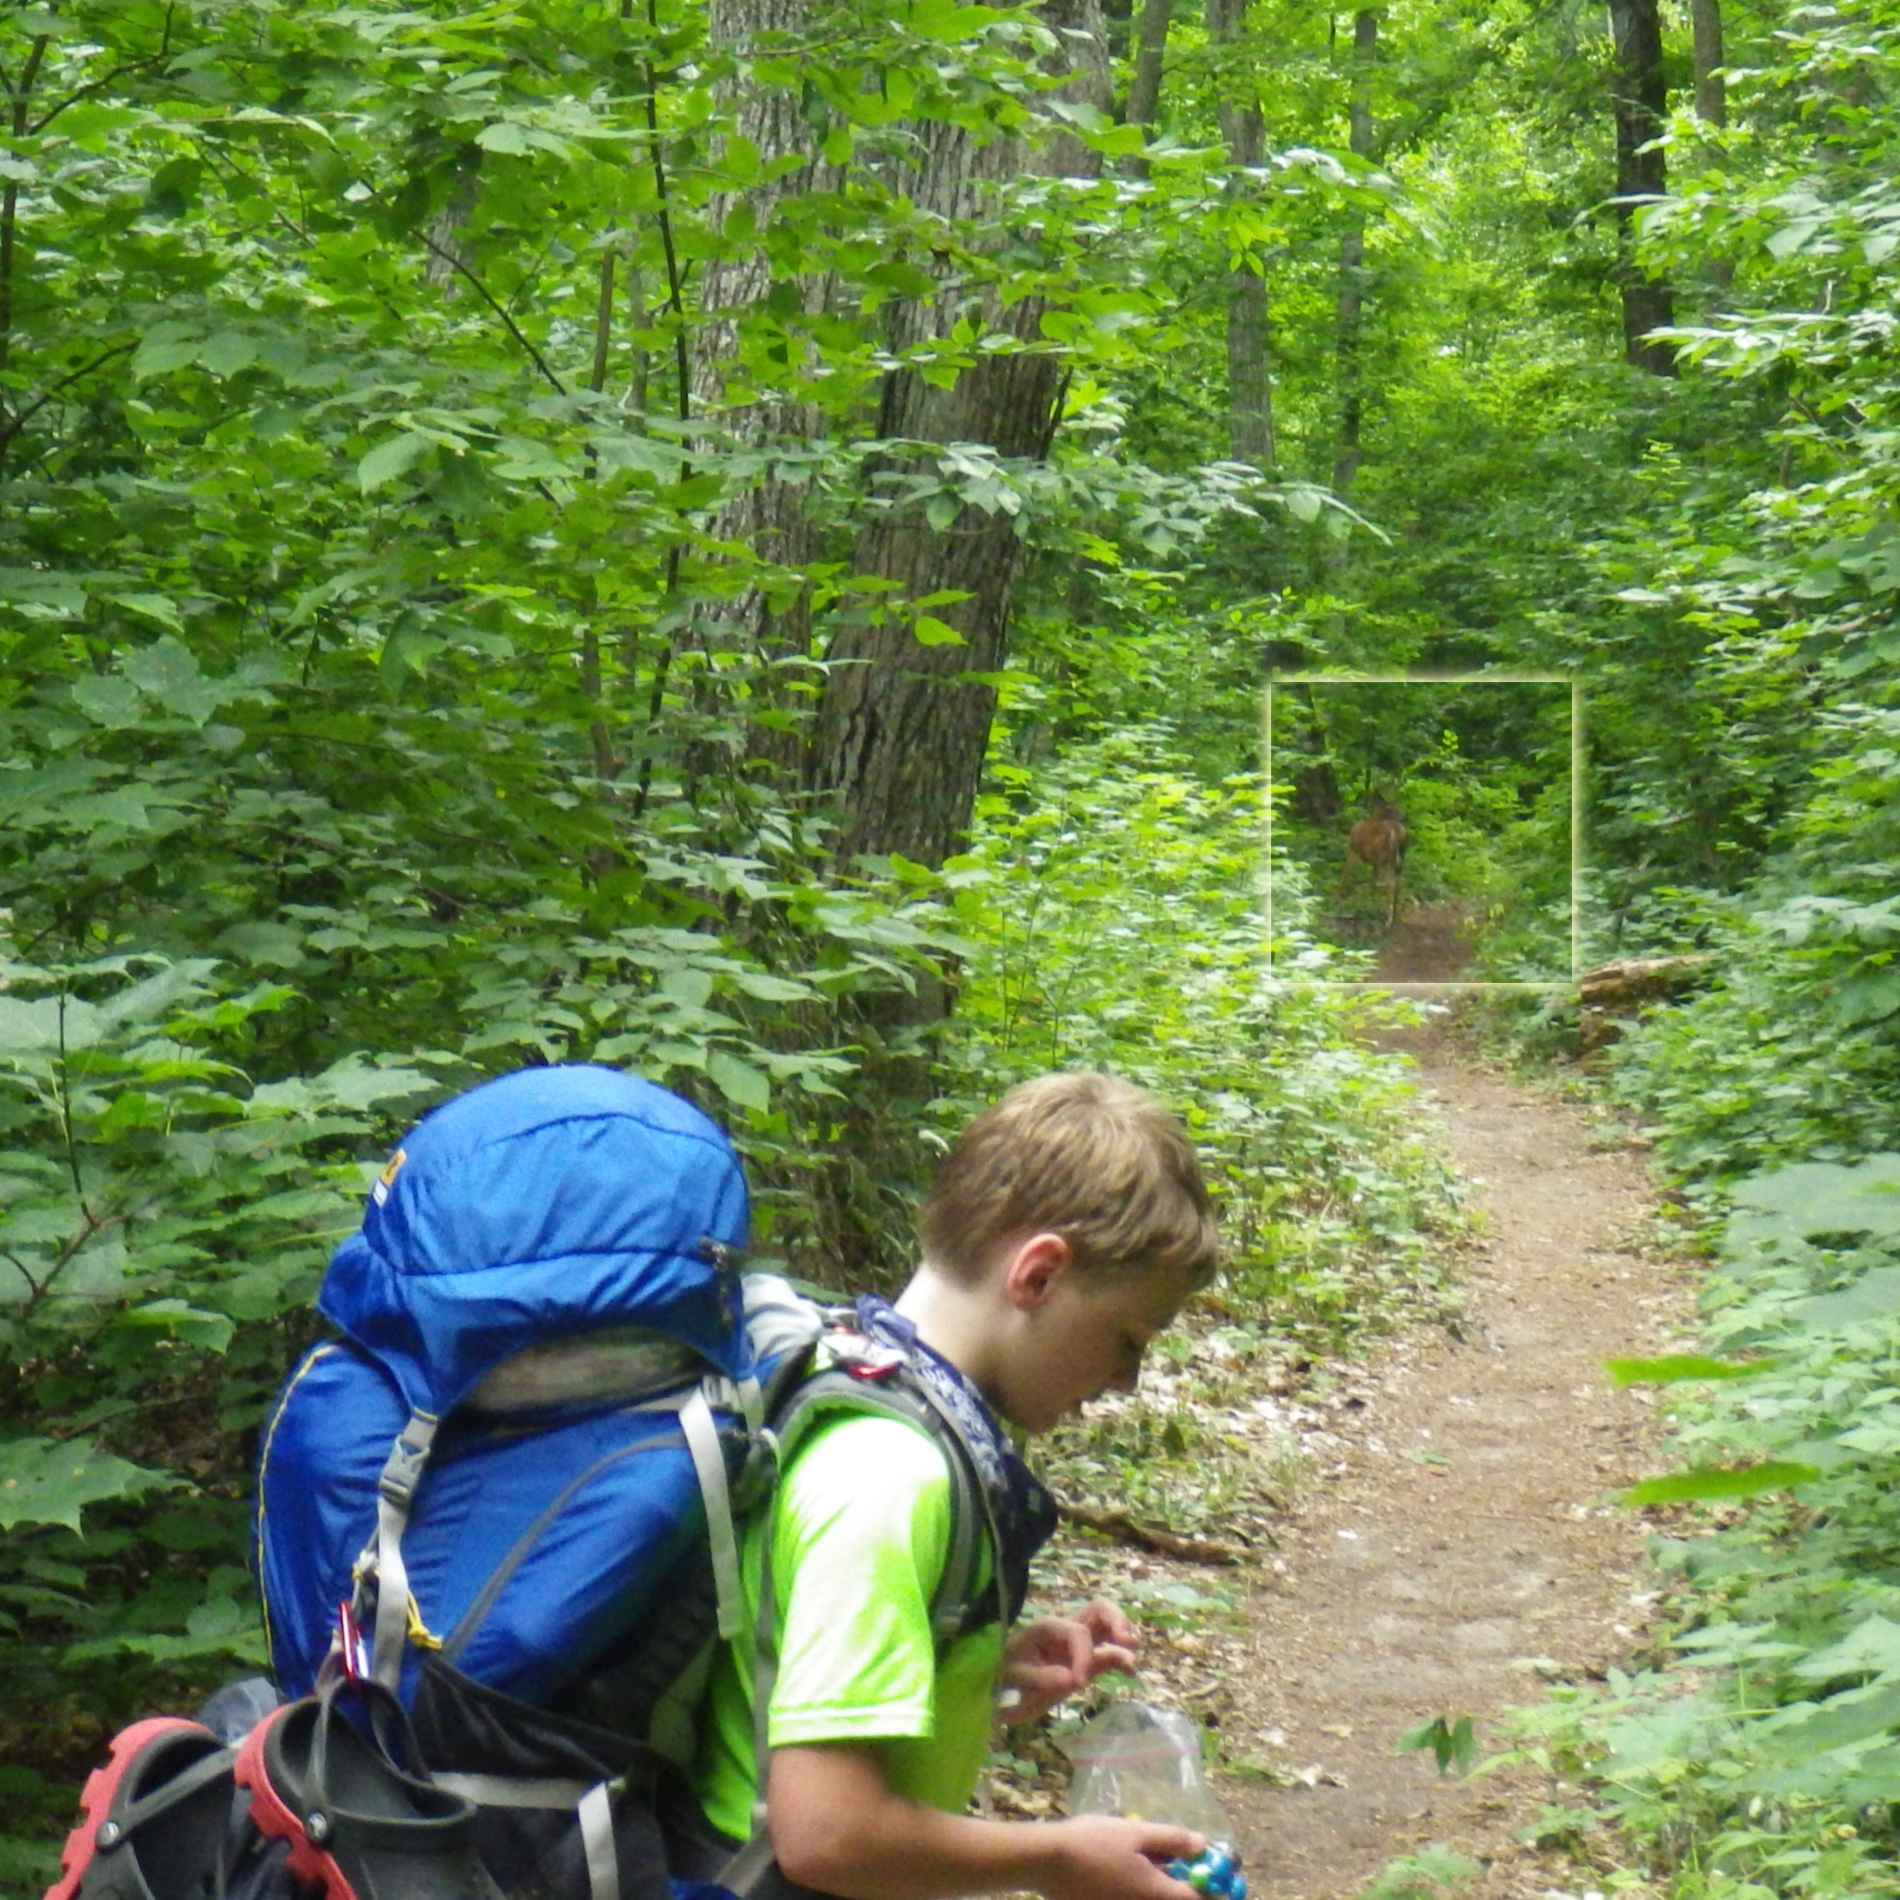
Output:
[0, 951, 437, 1864]
[1610, 707, 1900, 1181]
[946, 720, 1463, 1334]
[1514, 1156, 1900, 1900]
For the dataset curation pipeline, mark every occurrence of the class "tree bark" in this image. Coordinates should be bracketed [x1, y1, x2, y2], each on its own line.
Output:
[809, 0, 1111, 868]
[1608, 0, 1676, 375]
[1123, 0, 1172, 161]
[1206, 0, 1274, 469]
[1691, 0, 1726, 128]
[1331, 9, 1377, 501]
[686, 0, 853, 784]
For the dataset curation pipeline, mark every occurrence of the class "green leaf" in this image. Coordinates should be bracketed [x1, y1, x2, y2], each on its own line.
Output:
[1621, 1461, 1820, 1506]
[118, 1299, 236, 1353]
[1398, 1715, 1479, 1775]
[1728, 1156, 1900, 1239]
[108, 592, 184, 632]
[914, 615, 966, 647]
[706, 1050, 771, 1114]
[1792, 1615, 1900, 1684]
[1799, 1265, 1900, 1328]
[732, 971, 817, 1002]
[477, 122, 532, 155]
[659, 965, 716, 1008]
[1606, 1356, 1767, 1386]
[131, 329, 201, 378]
[0, 1436, 174, 1532]
[121, 636, 221, 722]
[198, 331, 259, 377]
[0, 995, 72, 1053]
[70, 674, 143, 727]
[359, 431, 432, 493]
[494, 437, 575, 482]
[1831, 972, 1900, 1025]
[305, 1058, 436, 1114]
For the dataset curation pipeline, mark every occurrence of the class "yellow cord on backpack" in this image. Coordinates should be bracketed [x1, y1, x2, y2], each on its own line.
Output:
[405, 1593, 443, 1651]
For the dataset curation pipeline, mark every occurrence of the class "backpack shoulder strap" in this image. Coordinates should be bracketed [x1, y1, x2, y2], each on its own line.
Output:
[739, 1340, 1003, 1838]
[771, 1359, 996, 1642]
[365, 1410, 440, 1689]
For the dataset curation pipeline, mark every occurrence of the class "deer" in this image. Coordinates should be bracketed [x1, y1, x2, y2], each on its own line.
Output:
[1339, 790, 1408, 930]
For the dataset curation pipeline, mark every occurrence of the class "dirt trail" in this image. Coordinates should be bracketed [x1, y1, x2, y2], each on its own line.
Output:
[1210, 1017, 1695, 1900]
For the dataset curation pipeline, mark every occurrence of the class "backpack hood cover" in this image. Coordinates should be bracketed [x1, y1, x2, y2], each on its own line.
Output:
[322, 1064, 753, 1416]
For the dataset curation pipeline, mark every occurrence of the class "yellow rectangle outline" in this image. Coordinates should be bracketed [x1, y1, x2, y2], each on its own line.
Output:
[1261, 674, 1585, 988]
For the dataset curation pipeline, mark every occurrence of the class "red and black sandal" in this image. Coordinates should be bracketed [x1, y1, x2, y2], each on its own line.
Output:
[44, 1717, 236, 1900]
[233, 1677, 497, 1900]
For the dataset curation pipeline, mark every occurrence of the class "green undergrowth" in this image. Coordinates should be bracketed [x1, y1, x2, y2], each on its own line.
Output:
[946, 720, 1469, 1335]
[0, 717, 1467, 1879]
[1497, 1154, 1900, 1900]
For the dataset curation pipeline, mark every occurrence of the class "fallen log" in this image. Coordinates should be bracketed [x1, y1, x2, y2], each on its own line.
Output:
[1058, 1503, 1249, 1565]
[1579, 953, 1714, 1008]
[1579, 953, 1715, 1053]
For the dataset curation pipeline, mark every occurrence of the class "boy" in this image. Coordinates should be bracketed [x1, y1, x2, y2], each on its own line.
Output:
[690, 1072, 1223, 1900]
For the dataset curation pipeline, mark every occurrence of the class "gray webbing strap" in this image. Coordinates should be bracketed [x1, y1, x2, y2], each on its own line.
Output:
[901, 1383, 1005, 1639]
[369, 1412, 438, 1689]
[699, 1372, 766, 1436]
[719, 1827, 782, 1900]
[433, 1775, 623, 1900]
[430, 1774, 596, 1808]
[579, 1781, 620, 1900]
[681, 1383, 744, 1641]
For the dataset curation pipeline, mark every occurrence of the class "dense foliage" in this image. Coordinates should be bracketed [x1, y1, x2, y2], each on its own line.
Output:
[0, 0, 1452, 1872]
[9, 0, 1900, 1887]
[1510, 1159, 1900, 1900]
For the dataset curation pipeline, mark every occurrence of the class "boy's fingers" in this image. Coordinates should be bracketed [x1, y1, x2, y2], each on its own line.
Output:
[1089, 1639, 1138, 1677]
[1082, 1598, 1140, 1648]
[1144, 1826, 1206, 1865]
[1009, 1660, 1079, 1698]
[1009, 1616, 1094, 1680]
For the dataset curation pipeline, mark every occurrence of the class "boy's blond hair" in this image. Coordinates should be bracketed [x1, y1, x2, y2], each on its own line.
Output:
[919, 1073, 1219, 1287]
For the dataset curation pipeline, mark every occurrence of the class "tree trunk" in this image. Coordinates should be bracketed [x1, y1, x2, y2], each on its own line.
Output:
[1608, 0, 1676, 375]
[1123, 0, 1172, 161]
[689, 0, 847, 785]
[1206, 0, 1274, 469]
[1331, 9, 1377, 501]
[1689, 0, 1734, 295]
[810, 0, 1111, 868]
[1691, 0, 1725, 128]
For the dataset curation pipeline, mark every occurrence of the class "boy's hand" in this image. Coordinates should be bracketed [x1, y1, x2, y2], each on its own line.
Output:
[1039, 1815, 1206, 1900]
[1000, 1598, 1140, 1724]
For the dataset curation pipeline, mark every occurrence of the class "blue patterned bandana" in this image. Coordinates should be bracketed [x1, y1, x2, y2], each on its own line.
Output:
[854, 1295, 1059, 1623]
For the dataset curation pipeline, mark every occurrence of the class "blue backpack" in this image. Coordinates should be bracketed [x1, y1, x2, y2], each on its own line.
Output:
[251, 1065, 998, 1900]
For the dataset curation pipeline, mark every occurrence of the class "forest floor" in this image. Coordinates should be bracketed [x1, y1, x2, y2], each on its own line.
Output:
[1008, 922, 1700, 1900]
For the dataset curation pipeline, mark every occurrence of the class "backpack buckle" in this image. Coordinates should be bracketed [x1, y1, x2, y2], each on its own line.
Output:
[823, 1326, 906, 1382]
[841, 1348, 905, 1382]
[377, 1466, 420, 1508]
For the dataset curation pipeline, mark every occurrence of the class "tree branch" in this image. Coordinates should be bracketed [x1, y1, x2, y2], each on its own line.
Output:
[416, 229, 569, 396]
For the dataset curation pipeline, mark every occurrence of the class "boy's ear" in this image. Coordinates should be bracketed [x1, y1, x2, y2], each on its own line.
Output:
[1002, 1232, 1072, 1311]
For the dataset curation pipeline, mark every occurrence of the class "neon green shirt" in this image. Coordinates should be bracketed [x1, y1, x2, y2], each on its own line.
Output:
[691, 1412, 1004, 1842]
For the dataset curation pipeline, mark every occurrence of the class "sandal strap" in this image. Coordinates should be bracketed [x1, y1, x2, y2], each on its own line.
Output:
[106, 1744, 234, 1839]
